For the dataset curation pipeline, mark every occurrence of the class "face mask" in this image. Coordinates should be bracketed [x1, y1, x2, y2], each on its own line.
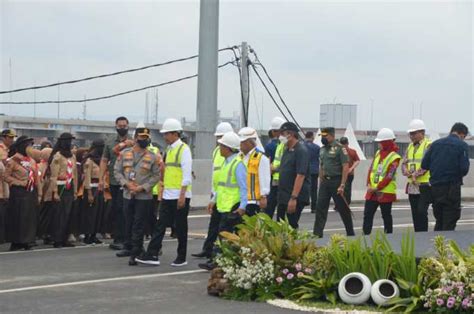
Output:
[321, 137, 329, 146]
[279, 135, 288, 145]
[137, 138, 150, 149]
[116, 128, 128, 137]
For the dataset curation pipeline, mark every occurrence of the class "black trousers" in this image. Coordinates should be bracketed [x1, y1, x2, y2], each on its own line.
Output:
[310, 174, 319, 211]
[121, 198, 152, 257]
[363, 200, 393, 235]
[264, 185, 279, 219]
[110, 185, 125, 243]
[345, 175, 354, 205]
[277, 201, 305, 229]
[146, 198, 190, 260]
[202, 205, 221, 255]
[51, 188, 74, 243]
[431, 183, 462, 231]
[313, 178, 355, 237]
[0, 199, 7, 244]
[408, 185, 432, 232]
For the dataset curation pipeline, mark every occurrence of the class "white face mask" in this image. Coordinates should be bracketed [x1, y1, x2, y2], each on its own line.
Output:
[279, 135, 289, 145]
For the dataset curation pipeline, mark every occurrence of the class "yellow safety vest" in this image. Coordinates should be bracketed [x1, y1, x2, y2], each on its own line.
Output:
[147, 145, 161, 196]
[369, 151, 401, 194]
[241, 150, 263, 202]
[406, 139, 431, 184]
[212, 146, 225, 191]
[272, 142, 285, 182]
[216, 156, 242, 213]
[163, 143, 192, 192]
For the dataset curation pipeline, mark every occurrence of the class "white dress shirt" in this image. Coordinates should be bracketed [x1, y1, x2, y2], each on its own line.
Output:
[242, 147, 271, 204]
[163, 139, 193, 200]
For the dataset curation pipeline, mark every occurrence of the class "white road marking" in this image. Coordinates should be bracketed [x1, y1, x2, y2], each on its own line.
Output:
[317, 220, 474, 233]
[0, 269, 207, 295]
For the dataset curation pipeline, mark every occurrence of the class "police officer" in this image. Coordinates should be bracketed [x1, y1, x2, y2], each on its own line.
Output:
[0, 129, 15, 244]
[313, 127, 355, 238]
[402, 119, 432, 232]
[136, 118, 192, 267]
[192, 122, 233, 259]
[114, 126, 160, 265]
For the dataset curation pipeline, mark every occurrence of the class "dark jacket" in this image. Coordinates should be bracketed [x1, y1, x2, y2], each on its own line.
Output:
[421, 134, 470, 186]
[304, 140, 320, 175]
[265, 138, 279, 163]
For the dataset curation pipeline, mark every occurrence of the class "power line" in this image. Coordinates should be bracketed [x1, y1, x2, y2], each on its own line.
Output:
[0, 47, 236, 95]
[0, 60, 235, 105]
[250, 48, 304, 132]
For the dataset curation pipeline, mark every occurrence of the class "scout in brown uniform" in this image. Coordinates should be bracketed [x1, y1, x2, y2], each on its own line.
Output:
[37, 148, 54, 243]
[81, 139, 105, 244]
[5, 136, 41, 251]
[0, 129, 16, 244]
[45, 133, 78, 248]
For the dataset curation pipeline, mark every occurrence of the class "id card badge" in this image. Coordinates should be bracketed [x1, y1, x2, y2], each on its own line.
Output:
[377, 164, 384, 175]
[409, 164, 416, 173]
[128, 170, 136, 181]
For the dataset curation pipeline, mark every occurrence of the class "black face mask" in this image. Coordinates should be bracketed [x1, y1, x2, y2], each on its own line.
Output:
[321, 137, 329, 146]
[116, 128, 128, 137]
[137, 138, 150, 149]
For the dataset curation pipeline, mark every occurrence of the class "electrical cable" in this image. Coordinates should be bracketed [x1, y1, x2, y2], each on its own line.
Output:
[0, 60, 235, 104]
[0, 47, 235, 95]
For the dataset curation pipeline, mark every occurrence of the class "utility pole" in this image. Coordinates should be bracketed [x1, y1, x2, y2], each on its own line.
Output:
[57, 84, 60, 119]
[33, 81, 37, 118]
[82, 95, 87, 120]
[240, 42, 249, 127]
[195, 0, 219, 158]
[370, 99, 374, 136]
[153, 88, 159, 124]
[9, 58, 12, 115]
[145, 92, 149, 124]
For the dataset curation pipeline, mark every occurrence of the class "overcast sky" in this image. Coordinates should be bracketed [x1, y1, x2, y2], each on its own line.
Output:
[1, 0, 472, 133]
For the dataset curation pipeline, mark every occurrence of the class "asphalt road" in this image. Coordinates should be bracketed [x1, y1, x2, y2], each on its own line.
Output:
[0, 202, 473, 313]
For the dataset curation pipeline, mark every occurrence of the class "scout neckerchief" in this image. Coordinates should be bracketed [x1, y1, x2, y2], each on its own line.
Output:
[19, 156, 36, 192]
[66, 159, 73, 190]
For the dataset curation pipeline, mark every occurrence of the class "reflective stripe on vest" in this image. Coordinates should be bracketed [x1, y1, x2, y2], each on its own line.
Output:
[369, 151, 401, 194]
[272, 142, 285, 181]
[216, 157, 242, 213]
[163, 143, 191, 191]
[406, 139, 431, 184]
[147, 145, 160, 195]
[212, 146, 225, 191]
[245, 150, 262, 202]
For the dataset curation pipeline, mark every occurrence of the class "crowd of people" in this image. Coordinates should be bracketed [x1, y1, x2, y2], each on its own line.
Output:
[0, 115, 470, 270]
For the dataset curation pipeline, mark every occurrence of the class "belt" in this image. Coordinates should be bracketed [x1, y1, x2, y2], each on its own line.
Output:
[89, 183, 99, 188]
[323, 175, 341, 180]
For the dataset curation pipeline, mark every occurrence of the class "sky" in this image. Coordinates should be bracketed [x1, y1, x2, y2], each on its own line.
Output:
[1, 0, 472, 133]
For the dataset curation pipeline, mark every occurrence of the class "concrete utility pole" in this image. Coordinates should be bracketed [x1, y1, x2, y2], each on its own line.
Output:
[195, 0, 219, 158]
[57, 84, 60, 119]
[240, 42, 249, 128]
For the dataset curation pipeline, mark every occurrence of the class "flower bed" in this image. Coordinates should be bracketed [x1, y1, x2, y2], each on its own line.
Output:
[207, 213, 474, 313]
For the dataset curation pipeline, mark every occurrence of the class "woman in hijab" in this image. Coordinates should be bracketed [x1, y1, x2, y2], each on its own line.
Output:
[80, 139, 105, 244]
[5, 136, 41, 250]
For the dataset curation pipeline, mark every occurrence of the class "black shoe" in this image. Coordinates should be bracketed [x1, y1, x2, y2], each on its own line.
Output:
[24, 244, 34, 251]
[9, 243, 23, 251]
[43, 237, 53, 245]
[53, 242, 63, 248]
[109, 243, 124, 250]
[198, 261, 216, 271]
[92, 237, 103, 244]
[135, 254, 160, 266]
[63, 242, 75, 248]
[128, 256, 138, 266]
[171, 258, 188, 267]
[83, 236, 93, 245]
[116, 250, 131, 258]
[191, 251, 211, 258]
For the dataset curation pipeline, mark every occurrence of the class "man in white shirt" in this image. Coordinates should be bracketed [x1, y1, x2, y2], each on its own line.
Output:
[238, 127, 271, 216]
[136, 118, 192, 267]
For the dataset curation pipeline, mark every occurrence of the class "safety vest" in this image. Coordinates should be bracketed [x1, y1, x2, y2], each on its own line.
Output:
[216, 156, 242, 213]
[212, 146, 225, 191]
[147, 145, 161, 196]
[406, 139, 431, 184]
[242, 150, 263, 202]
[369, 151, 401, 194]
[272, 142, 285, 182]
[163, 143, 192, 192]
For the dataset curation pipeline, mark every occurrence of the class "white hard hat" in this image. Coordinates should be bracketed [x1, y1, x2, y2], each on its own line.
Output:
[407, 119, 426, 133]
[238, 127, 258, 142]
[160, 118, 183, 133]
[214, 122, 234, 137]
[270, 117, 286, 130]
[375, 128, 396, 142]
[217, 131, 241, 150]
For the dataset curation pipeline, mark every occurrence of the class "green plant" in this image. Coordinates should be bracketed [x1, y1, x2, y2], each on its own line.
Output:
[291, 272, 339, 305]
[391, 232, 418, 284]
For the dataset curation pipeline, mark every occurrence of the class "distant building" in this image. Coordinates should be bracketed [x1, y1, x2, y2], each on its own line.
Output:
[320, 104, 357, 129]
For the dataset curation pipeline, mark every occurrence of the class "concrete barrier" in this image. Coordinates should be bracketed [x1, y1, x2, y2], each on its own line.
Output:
[189, 159, 474, 208]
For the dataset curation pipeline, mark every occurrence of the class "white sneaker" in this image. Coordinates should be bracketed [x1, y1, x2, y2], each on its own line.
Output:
[171, 259, 188, 267]
[135, 255, 160, 266]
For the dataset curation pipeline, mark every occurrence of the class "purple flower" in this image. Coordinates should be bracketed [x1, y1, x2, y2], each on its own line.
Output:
[436, 298, 444, 306]
[282, 268, 289, 275]
[461, 298, 470, 309]
[287, 273, 294, 280]
[304, 267, 313, 274]
[447, 300, 455, 309]
[295, 263, 302, 271]
[276, 277, 283, 284]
